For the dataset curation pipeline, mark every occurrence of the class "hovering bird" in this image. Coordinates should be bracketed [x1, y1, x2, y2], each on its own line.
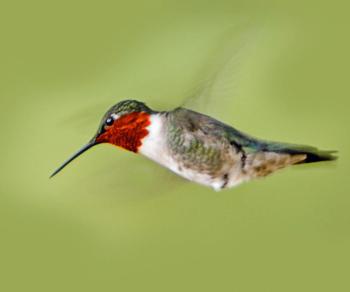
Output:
[51, 99, 336, 191]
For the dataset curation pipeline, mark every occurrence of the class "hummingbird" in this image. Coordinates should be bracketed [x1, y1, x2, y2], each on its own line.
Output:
[51, 99, 336, 191]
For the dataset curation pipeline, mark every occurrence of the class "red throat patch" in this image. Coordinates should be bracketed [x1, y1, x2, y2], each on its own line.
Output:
[96, 112, 151, 152]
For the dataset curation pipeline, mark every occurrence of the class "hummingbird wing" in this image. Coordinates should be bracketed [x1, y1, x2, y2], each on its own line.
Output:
[65, 21, 258, 129]
[182, 23, 259, 122]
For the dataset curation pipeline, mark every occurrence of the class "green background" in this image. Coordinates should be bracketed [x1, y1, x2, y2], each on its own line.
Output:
[1, 1, 349, 291]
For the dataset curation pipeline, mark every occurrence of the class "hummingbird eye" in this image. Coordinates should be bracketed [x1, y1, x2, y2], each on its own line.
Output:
[105, 117, 114, 126]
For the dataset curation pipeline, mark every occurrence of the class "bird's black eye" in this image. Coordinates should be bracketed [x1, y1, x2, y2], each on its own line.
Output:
[105, 117, 114, 126]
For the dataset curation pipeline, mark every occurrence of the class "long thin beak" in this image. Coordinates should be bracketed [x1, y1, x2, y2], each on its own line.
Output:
[50, 139, 98, 178]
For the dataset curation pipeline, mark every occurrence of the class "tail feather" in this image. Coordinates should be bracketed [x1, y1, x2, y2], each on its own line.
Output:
[262, 142, 338, 164]
[299, 150, 337, 164]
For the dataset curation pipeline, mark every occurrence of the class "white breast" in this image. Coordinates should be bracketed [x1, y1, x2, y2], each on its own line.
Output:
[139, 114, 186, 178]
[139, 114, 171, 166]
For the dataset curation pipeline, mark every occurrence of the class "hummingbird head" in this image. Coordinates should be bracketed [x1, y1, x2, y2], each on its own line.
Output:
[94, 99, 154, 149]
[51, 99, 155, 177]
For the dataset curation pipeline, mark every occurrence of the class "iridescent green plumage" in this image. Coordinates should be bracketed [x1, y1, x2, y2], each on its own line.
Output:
[164, 107, 336, 187]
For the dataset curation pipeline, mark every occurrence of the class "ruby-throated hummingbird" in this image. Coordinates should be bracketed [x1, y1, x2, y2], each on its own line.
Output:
[51, 99, 336, 191]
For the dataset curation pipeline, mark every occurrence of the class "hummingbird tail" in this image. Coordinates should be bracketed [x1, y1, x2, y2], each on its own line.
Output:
[231, 137, 338, 180]
[298, 149, 338, 164]
[242, 143, 337, 179]
[264, 142, 338, 164]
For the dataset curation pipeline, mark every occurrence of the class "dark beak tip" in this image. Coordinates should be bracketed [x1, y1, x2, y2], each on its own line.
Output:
[49, 171, 58, 179]
[49, 141, 97, 178]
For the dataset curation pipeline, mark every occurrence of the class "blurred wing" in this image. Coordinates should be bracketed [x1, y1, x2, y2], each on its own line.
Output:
[182, 24, 259, 122]
[64, 22, 259, 129]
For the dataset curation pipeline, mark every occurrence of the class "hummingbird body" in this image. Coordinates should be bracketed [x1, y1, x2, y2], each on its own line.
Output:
[51, 100, 336, 191]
